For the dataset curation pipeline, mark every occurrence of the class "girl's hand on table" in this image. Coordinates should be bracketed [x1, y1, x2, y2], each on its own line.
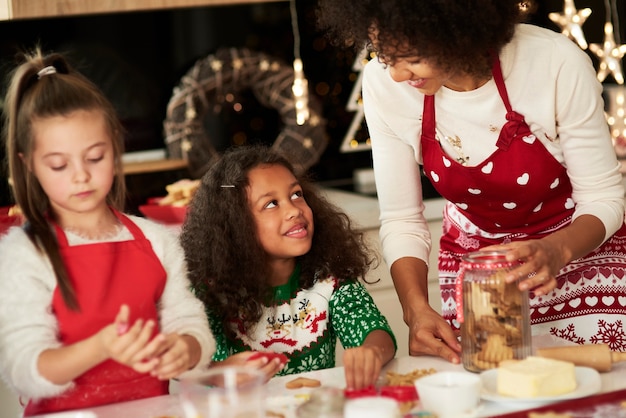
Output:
[344, 329, 395, 389]
[343, 346, 384, 390]
[406, 305, 461, 364]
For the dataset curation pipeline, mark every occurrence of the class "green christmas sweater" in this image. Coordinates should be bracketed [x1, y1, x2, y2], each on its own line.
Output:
[207, 264, 396, 376]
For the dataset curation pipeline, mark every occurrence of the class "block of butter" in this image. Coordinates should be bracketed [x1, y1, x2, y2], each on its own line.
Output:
[497, 356, 576, 398]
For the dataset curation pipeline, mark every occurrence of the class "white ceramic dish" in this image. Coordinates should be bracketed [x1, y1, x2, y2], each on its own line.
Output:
[480, 366, 601, 405]
[415, 371, 482, 418]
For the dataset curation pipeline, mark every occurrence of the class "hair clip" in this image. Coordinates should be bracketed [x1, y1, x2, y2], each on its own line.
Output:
[220, 185, 235, 188]
[37, 66, 57, 79]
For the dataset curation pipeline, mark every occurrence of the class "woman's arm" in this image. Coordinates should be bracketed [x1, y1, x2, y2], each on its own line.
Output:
[390, 257, 461, 362]
[362, 60, 461, 362]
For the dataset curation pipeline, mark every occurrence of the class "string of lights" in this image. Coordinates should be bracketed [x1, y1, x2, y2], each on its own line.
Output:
[290, 0, 310, 126]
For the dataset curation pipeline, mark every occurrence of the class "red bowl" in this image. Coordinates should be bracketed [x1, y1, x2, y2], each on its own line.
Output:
[344, 385, 378, 399]
[0, 207, 23, 234]
[380, 385, 419, 402]
[139, 198, 188, 225]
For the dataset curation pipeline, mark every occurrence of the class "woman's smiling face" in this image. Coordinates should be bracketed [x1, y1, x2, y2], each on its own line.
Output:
[370, 27, 487, 94]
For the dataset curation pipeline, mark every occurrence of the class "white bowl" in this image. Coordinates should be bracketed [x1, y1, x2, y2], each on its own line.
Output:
[414, 371, 482, 418]
[344, 396, 401, 418]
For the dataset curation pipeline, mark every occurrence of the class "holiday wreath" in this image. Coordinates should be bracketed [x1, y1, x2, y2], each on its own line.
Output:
[163, 47, 328, 177]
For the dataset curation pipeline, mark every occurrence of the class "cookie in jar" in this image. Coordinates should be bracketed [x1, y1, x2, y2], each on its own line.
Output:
[456, 250, 532, 372]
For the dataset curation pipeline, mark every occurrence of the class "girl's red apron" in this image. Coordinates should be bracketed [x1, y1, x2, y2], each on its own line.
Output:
[25, 212, 168, 416]
[420, 56, 626, 350]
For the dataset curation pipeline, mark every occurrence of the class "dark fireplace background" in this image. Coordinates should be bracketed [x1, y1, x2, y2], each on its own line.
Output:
[0, 0, 622, 208]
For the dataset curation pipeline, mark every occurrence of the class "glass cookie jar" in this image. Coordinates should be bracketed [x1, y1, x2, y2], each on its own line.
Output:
[457, 250, 532, 373]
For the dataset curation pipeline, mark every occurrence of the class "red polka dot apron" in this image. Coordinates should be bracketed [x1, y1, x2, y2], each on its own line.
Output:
[24, 211, 168, 416]
[421, 56, 626, 350]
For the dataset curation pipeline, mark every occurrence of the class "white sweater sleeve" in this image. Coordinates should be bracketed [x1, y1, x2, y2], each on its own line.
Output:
[0, 227, 72, 399]
[363, 60, 433, 269]
[543, 29, 624, 240]
[362, 23, 625, 272]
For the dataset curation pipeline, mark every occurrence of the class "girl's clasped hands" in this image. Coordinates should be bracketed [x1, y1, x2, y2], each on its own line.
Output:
[101, 304, 197, 380]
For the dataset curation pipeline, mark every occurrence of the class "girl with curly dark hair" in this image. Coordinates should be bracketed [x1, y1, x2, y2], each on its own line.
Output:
[317, 0, 626, 365]
[180, 144, 396, 389]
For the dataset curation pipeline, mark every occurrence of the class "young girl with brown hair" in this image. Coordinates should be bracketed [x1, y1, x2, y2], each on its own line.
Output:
[0, 48, 215, 415]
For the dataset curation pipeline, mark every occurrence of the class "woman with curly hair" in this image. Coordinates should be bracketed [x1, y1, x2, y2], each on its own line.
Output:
[180, 144, 396, 389]
[317, 0, 626, 364]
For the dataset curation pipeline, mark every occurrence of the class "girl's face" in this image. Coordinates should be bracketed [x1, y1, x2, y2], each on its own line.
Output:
[29, 109, 115, 223]
[246, 164, 314, 263]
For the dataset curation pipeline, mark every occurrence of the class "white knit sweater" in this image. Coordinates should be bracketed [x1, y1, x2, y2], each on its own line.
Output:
[0, 215, 215, 400]
[363, 23, 625, 269]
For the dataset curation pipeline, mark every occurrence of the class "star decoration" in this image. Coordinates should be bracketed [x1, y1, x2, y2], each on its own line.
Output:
[589, 22, 626, 84]
[548, 0, 591, 49]
[604, 85, 626, 154]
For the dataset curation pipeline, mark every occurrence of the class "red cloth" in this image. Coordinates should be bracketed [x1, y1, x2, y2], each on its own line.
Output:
[420, 56, 626, 344]
[25, 211, 168, 416]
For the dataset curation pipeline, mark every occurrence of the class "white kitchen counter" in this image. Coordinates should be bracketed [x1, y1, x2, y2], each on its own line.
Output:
[320, 188, 446, 230]
[30, 350, 626, 418]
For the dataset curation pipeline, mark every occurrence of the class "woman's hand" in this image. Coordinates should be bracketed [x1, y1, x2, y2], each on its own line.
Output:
[388, 257, 461, 364]
[405, 304, 461, 364]
[484, 214, 607, 296]
[483, 238, 567, 296]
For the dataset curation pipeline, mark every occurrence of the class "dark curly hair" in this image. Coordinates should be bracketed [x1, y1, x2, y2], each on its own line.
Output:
[180, 144, 376, 335]
[316, 0, 527, 78]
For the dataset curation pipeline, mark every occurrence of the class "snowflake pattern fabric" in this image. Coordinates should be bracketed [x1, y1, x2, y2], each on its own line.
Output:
[439, 219, 626, 350]
[206, 265, 395, 376]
